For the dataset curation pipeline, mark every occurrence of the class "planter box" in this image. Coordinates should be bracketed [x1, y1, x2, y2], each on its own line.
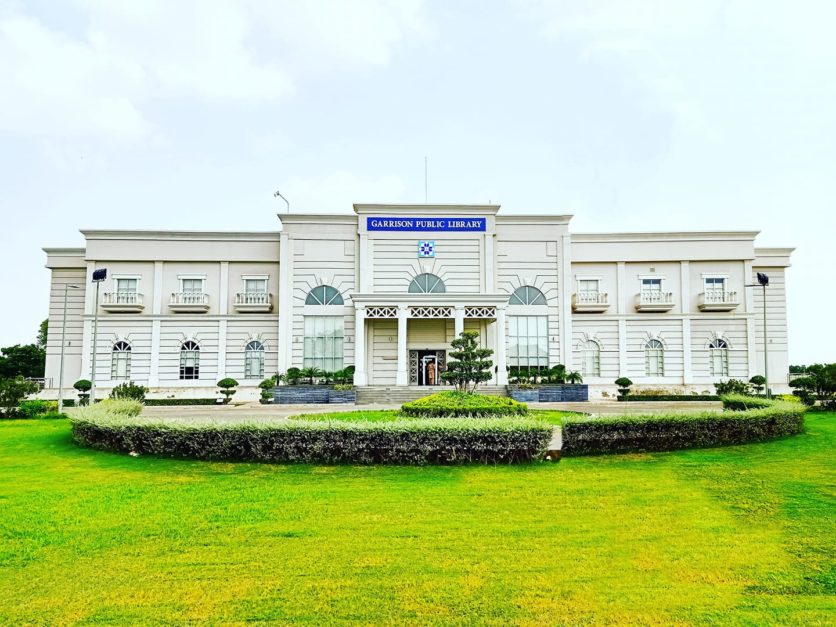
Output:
[508, 384, 589, 403]
[272, 386, 356, 405]
[508, 389, 539, 403]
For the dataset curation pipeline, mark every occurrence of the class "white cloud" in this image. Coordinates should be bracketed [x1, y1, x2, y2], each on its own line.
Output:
[0, 0, 430, 142]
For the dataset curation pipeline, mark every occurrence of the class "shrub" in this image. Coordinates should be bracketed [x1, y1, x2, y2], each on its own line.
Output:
[18, 399, 58, 418]
[721, 393, 773, 411]
[333, 384, 353, 391]
[110, 381, 148, 401]
[401, 391, 528, 418]
[565, 370, 583, 384]
[562, 399, 805, 456]
[70, 411, 552, 465]
[258, 378, 276, 404]
[0, 376, 40, 417]
[789, 363, 836, 409]
[619, 395, 720, 402]
[714, 379, 750, 396]
[143, 398, 218, 406]
[73, 379, 92, 405]
[614, 377, 633, 398]
[441, 331, 494, 392]
[749, 375, 767, 395]
[285, 368, 302, 385]
[299, 368, 323, 385]
[217, 378, 239, 404]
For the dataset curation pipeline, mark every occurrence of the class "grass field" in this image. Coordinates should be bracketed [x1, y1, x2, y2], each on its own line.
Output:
[0, 414, 833, 625]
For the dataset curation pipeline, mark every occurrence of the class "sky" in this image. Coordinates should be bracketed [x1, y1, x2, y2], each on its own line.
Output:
[1, 0, 834, 364]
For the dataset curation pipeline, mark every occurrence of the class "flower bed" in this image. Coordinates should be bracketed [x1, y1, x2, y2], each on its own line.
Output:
[70, 404, 551, 465]
[561, 399, 805, 456]
[401, 391, 528, 418]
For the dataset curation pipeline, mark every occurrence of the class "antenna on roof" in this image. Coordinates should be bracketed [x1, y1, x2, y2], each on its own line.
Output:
[424, 156, 428, 204]
[273, 190, 290, 213]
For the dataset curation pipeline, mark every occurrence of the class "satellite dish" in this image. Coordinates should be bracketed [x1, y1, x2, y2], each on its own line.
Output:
[756, 272, 769, 286]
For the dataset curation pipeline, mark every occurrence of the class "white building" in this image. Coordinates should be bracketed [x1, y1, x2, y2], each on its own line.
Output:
[43, 204, 793, 400]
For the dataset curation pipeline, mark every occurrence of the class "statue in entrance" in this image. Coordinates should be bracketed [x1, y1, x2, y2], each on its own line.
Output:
[427, 360, 436, 385]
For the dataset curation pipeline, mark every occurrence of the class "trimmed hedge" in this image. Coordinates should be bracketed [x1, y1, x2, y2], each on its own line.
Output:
[143, 398, 219, 406]
[720, 394, 774, 411]
[562, 400, 805, 456]
[70, 408, 552, 465]
[618, 395, 720, 402]
[401, 391, 528, 418]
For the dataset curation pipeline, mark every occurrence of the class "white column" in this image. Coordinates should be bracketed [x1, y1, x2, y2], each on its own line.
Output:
[618, 318, 628, 377]
[454, 305, 465, 338]
[680, 260, 690, 313]
[277, 232, 291, 374]
[396, 305, 409, 386]
[219, 261, 229, 315]
[354, 306, 367, 386]
[152, 261, 164, 315]
[496, 306, 508, 385]
[217, 319, 228, 379]
[359, 234, 372, 293]
[149, 319, 161, 387]
[682, 317, 692, 385]
[744, 260, 758, 376]
[616, 261, 627, 314]
[560, 234, 573, 369]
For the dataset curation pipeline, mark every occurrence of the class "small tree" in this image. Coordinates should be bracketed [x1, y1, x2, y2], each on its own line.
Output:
[749, 375, 766, 396]
[440, 330, 494, 393]
[0, 376, 39, 416]
[110, 381, 148, 401]
[285, 368, 302, 385]
[548, 364, 567, 384]
[74, 379, 92, 405]
[300, 367, 323, 385]
[217, 378, 239, 404]
[790, 363, 836, 409]
[258, 378, 276, 404]
[615, 377, 633, 398]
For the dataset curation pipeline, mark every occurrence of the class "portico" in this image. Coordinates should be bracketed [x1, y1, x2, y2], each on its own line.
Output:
[351, 294, 509, 387]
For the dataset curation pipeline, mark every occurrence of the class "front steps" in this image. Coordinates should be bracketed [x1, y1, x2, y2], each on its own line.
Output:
[355, 385, 509, 405]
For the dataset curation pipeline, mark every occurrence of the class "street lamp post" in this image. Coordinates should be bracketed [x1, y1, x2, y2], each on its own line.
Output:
[746, 272, 770, 398]
[90, 269, 107, 404]
[57, 284, 80, 411]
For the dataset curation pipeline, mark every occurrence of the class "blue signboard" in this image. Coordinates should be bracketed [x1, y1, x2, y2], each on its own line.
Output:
[367, 217, 486, 231]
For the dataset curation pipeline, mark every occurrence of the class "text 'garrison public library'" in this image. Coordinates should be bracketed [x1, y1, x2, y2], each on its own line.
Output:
[43, 204, 793, 400]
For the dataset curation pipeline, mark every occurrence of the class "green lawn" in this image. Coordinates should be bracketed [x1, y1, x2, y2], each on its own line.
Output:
[290, 408, 578, 425]
[0, 415, 833, 625]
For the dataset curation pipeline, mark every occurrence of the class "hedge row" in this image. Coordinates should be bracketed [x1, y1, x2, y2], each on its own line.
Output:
[720, 393, 774, 411]
[70, 409, 552, 465]
[401, 391, 528, 418]
[618, 395, 720, 402]
[561, 400, 804, 456]
[143, 398, 220, 406]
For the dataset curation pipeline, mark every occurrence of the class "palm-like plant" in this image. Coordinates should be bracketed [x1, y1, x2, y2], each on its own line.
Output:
[299, 367, 323, 385]
[565, 370, 583, 384]
[548, 364, 566, 384]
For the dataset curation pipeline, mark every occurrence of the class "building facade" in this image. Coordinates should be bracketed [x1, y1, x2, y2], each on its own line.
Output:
[43, 204, 793, 399]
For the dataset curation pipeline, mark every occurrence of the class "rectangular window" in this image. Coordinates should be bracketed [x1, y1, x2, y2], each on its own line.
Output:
[645, 348, 664, 376]
[304, 316, 344, 372]
[111, 352, 131, 379]
[641, 278, 662, 292]
[704, 277, 726, 293]
[244, 279, 268, 294]
[710, 348, 728, 377]
[181, 278, 203, 293]
[508, 315, 548, 369]
[179, 350, 200, 379]
[115, 278, 138, 304]
[578, 279, 599, 295]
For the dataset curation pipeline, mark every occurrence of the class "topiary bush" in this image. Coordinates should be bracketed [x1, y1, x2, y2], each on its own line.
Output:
[70, 409, 552, 465]
[401, 391, 528, 418]
[110, 381, 148, 402]
[562, 399, 805, 456]
[73, 379, 92, 405]
[614, 377, 633, 398]
[217, 378, 239, 404]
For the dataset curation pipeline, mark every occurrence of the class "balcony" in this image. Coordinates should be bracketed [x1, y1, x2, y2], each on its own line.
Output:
[698, 290, 739, 312]
[635, 291, 675, 312]
[234, 292, 273, 313]
[100, 292, 144, 313]
[169, 292, 210, 313]
[572, 291, 610, 313]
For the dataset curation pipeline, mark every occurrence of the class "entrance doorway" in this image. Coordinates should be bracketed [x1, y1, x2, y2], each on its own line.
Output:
[409, 350, 446, 386]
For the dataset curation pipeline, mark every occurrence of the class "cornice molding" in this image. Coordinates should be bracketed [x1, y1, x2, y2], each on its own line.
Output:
[572, 231, 760, 243]
[80, 230, 281, 241]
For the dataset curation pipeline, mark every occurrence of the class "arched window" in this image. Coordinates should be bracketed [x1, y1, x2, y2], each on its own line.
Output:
[645, 339, 665, 376]
[579, 340, 600, 377]
[408, 273, 445, 294]
[305, 285, 344, 306]
[111, 341, 131, 380]
[709, 338, 729, 377]
[509, 286, 547, 306]
[245, 340, 265, 379]
[180, 340, 200, 380]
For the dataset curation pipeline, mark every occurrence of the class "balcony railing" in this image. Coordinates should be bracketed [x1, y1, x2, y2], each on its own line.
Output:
[234, 292, 273, 313]
[636, 291, 675, 312]
[101, 292, 144, 313]
[169, 292, 210, 313]
[572, 291, 610, 313]
[698, 290, 739, 312]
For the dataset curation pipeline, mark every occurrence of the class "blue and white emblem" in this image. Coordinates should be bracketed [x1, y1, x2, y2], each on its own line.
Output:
[418, 240, 435, 258]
